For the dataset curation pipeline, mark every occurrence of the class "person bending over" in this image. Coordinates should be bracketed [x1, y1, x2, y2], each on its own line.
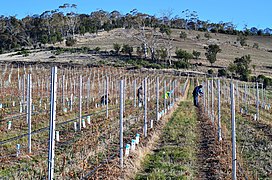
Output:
[192, 85, 203, 107]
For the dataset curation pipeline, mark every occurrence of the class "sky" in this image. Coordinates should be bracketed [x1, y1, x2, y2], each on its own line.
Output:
[0, 0, 271, 30]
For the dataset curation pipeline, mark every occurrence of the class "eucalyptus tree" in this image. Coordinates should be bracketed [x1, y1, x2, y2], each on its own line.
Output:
[160, 25, 173, 65]
[59, 3, 78, 37]
[90, 10, 110, 33]
[205, 44, 221, 66]
[128, 10, 163, 61]
[182, 9, 199, 30]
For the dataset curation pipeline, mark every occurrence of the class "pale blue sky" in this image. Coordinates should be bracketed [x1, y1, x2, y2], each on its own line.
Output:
[0, 0, 271, 30]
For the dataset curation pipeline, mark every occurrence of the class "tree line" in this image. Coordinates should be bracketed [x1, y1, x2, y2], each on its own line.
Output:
[0, 5, 271, 53]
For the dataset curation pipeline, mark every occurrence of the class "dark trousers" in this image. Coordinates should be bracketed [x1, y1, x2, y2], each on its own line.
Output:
[193, 96, 198, 107]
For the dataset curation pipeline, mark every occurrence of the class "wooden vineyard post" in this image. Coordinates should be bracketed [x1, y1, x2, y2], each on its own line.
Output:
[79, 75, 82, 131]
[211, 79, 214, 124]
[22, 74, 25, 113]
[119, 80, 124, 169]
[203, 81, 206, 112]
[207, 80, 210, 119]
[173, 80, 175, 103]
[156, 77, 159, 121]
[27, 74, 32, 153]
[48, 66, 57, 180]
[70, 93, 73, 112]
[236, 81, 239, 111]
[148, 78, 151, 102]
[87, 77, 90, 109]
[164, 80, 167, 113]
[123, 77, 126, 113]
[230, 80, 237, 180]
[261, 83, 264, 108]
[134, 79, 137, 107]
[256, 82, 259, 120]
[217, 79, 222, 141]
[62, 75, 65, 111]
[169, 80, 172, 107]
[106, 76, 109, 118]
[144, 78, 148, 137]
[244, 84, 247, 113]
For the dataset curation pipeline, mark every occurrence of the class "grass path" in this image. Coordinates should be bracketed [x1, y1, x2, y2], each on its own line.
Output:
[135, 100, 199, 179]
[135, 81, 235, 180]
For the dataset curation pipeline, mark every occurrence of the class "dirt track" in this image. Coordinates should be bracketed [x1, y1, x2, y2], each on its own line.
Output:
[196, 106, 252, 180]
[196, 108, 224, 179]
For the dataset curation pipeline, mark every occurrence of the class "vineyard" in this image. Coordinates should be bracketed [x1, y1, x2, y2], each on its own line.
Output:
[0, 63, 271, 179]
[0, 64, 189, 179]
[135, 78, 272, 179]
[197, 78, 272, 179]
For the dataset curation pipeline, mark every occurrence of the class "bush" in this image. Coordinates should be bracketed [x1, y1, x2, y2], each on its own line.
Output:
[50, 35, 57, 44]
[127, 59, 162, 69]
[40, 35, 49, 45]
[205, 44, 221, 66]
[175, 49, 193, 62]
[218, 68, 227, 77]
[136, 47, 143, 58]
[257, 74, 272, 88]
[121, 44, 133, 58]
[80, 46, 91, 53]
[53, 48, 65, 55]
[145, 63, 162, 69]
[179, 31, 187, 40]
[175, 60, 189, 69]
[208, 69, 214, 75]
[192, 50, 201, 59]
[234, 54, 251, 81]
[66, 37, 77, 46]
[94, 47, 101, 52]
[13, 49, 30, 57]
[155, 48, 167, 61]
[253, 43, 259, 49]
[113, 43, 121, 54]
[237, 34, 247, 46]
[204, 32, 211, 39]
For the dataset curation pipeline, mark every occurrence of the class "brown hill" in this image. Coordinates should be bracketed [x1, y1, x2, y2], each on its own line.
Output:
[0, 28, 271, 77]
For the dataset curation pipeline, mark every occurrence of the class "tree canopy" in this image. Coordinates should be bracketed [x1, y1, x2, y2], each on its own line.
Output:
[205, 44, 221, 66]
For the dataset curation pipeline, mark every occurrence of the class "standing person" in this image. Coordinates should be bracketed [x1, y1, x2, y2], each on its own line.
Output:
[137, 86, 143, 107]
[192, 85, 203, 107]
[101, 93, 110, 105]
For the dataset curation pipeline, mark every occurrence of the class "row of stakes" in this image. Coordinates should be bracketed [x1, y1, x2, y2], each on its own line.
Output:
[12, 98, 176, 159]
[4, 100, 110, 131]
[239, 105, 271, 121]
[1, 79, 158, 112]
[14, 115, 91, 158]
[7, 99, 175, 131]
[0, 97, 96, 112]
[9, 107, 258, 132]
[124, 102, 174, 157]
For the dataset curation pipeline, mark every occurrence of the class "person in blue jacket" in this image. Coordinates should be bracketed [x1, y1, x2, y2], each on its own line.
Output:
[192, 85, 203, 107]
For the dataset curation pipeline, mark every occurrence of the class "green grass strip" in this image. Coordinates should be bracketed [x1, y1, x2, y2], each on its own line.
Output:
[136, 101, 198, 180]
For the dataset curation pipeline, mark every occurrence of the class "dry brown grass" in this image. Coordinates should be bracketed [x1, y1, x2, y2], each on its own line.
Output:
[74, 28, 272, 75]
[0, 28, 271, 76]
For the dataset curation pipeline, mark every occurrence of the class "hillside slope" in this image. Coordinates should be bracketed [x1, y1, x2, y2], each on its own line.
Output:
[0, 28, 271, 76]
